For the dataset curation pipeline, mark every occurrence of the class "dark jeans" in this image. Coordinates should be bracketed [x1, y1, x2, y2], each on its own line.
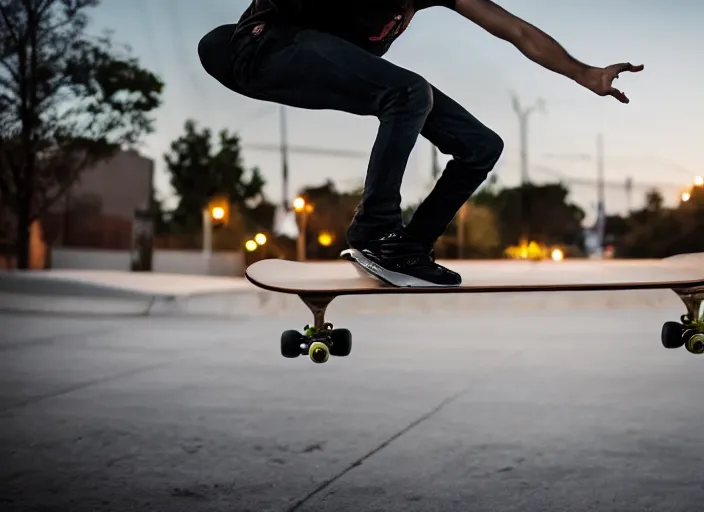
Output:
[198, 23, 504, 246]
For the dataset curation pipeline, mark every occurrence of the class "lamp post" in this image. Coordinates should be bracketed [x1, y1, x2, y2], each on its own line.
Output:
[203, 197, 229, 258]
[293, 196, 313, 261]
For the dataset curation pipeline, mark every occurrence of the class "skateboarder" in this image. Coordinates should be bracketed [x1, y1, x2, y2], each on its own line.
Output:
[198, 0, 643, 287]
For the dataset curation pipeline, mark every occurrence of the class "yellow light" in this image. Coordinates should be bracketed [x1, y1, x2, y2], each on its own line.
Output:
[254, 233, 267, 245]
[245, 240, 258, 252]
[695, 176, 703, 186]
[211, 206, 225, 220]
[292, 197, 306, 212]
[551, 248, 564, 261]
[682, 192, 691, 202]
[504, 240, 551, 260]
[318, 231, 333, 247]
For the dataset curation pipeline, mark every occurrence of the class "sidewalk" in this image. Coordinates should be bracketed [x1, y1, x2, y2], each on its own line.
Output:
[0, 269, 257, 316]
[0, 269, 252, 296]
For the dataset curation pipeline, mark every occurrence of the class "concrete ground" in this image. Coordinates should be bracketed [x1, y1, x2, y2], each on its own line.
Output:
[1, 302, 704, 512]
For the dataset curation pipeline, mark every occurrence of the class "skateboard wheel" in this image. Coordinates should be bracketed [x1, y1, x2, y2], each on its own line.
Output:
[685, 332, 704, 354]
[329, 328, 352, 357]
[308, 341, 330, 363]
[281, 330, 303, 358]
[661, 321, 685, 349]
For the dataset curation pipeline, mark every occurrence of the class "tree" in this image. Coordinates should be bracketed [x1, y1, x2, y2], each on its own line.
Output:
[473, 182, 585, 250]
[0, 0, 164, 268]
[454, 203, 501, 258]
[297, 180, 362, 259]
[164, 119, 266, 236]
[615, 188, 704, 258]
[603, 213, 631, 246]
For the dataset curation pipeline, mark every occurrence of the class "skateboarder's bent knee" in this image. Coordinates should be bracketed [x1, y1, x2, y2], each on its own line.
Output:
[467, 129, 504, 171]
[451, 128, 504, 179]
[379, 76, 434, 120]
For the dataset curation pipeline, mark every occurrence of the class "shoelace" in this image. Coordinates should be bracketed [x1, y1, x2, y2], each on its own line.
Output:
[381, 243, 436, 267]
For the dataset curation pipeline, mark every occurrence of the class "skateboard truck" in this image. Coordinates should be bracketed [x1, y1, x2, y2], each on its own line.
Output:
[663, 287, 704, 354]
[279, 293, 351, 364]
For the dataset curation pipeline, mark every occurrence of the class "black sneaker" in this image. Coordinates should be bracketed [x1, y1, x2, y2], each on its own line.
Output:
[341, 231, 461, 287]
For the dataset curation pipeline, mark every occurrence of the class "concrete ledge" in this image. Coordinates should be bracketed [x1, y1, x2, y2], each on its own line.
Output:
[0, 267, 685, 317]
[0, 293, 158, 316]
[0, 271, 153, 299]
[0, 269, 251, 297]
[0, 287, 681, 318]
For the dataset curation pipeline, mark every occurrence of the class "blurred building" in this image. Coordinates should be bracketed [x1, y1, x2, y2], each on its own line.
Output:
[43, 149, 154, 250]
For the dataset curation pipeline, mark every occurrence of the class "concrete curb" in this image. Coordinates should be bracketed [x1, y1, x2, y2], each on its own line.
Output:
[0, 270, 255, 316]
[0, 287, 682, 318]
[0, 271, 158, 299]
[0, 267, 687, 318]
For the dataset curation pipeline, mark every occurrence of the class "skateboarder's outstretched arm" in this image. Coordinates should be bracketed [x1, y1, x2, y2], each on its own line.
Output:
[452, 0, 644, 103]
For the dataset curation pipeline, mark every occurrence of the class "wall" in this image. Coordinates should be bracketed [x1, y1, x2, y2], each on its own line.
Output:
[44, 149, 154, 250]
[54, 149, 154, 218]
[49, 248, 246, 276]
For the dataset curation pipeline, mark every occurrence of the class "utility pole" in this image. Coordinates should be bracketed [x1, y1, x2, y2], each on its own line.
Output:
[430, 144, 466, 258]
[511, 94, 545, 242]
[457, 202, 467, 259]
[279, 105, 290, 210]
[543, 134, 607, 257]
[431, 145, 441, 180]
[595, 134, 605, 258]
[243, 112, 369, 212]
[625, 176, 633, 214]
[432, 144, 467, 258]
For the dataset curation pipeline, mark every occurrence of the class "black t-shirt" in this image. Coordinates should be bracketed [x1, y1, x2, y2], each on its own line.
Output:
[234, 0, 456, 56]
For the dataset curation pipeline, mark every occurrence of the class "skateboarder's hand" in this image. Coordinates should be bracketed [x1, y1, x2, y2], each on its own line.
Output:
[582, 63, 644, 104]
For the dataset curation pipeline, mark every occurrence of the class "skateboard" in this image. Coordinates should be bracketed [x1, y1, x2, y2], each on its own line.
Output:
[245, 250, 704, 364]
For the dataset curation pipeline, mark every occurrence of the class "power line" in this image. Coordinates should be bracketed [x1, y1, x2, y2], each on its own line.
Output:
[134, 0, 162, 76]
[545, 153, 697, 178]
[533, 165, 681, 190]
[243, 143, 368, 160]
[279, 106, 289, 209]
[164, 1, 211, 117]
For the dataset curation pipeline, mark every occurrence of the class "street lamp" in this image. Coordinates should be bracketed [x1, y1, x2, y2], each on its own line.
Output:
[254, 233, 267, 245]
[293, 196, 313, 213]
[211, 206, 225, 221]
[318, 231, 333, 247]
[203, 196, 230, 257]
[682, 191, 691, 202]
[293, 196, 306, 212]
[293, 196, 313, 261]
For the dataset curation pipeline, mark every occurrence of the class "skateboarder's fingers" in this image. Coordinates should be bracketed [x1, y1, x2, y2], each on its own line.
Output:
[609, 87, 629, 104]
[622, 63, 644, 73]
[612, 62, 644, 75]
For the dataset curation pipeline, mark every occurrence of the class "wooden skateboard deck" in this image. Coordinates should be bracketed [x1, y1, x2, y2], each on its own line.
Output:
[245, 253, 704, 296]
[244, 253, 704, 364]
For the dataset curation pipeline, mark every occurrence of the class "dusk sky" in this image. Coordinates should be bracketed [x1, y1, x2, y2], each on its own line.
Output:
[89, 0, 702, 224]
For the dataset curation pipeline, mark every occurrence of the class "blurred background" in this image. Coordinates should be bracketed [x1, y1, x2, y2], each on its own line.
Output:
[1, 0, 702, 275]
[4, 5, 704, 511]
